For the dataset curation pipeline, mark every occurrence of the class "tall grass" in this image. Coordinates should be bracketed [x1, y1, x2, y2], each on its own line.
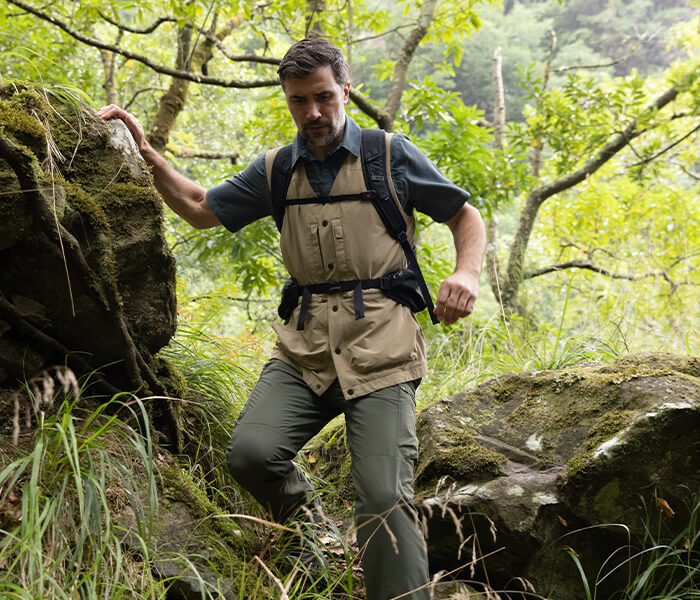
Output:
[0, 383, 161, 599]
[564, 494, 699, 600]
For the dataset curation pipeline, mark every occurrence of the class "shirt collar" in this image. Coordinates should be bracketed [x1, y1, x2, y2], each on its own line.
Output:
[291, 115, 362, 166]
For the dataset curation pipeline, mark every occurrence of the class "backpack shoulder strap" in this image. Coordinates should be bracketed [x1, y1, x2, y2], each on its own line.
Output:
[360, 129, 439, 324]
[267, 144, 294, 232]
[360, 130, 407, 240]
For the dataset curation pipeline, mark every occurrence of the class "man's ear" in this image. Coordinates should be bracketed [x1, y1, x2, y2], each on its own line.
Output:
[343, 82, 351, 104]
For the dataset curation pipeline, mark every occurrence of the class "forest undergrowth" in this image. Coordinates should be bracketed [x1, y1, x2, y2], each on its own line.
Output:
[1, 271, 697, 599]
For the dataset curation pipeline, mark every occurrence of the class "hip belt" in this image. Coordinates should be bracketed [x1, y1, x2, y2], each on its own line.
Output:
[278, 269, 429, 330]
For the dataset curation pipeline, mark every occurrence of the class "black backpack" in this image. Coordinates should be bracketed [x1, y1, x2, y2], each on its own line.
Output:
[270, 129, 439, 329]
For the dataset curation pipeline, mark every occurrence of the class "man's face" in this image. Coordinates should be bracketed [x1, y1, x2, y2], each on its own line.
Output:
[283, 65, 350, 160]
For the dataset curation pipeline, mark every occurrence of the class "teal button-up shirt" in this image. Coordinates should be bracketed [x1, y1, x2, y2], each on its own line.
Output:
[207, 116, 469, 232]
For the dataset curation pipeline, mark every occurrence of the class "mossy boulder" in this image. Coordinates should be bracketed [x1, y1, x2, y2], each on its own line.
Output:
[313, 353, 699, 599]
[0, 85, 176, 400]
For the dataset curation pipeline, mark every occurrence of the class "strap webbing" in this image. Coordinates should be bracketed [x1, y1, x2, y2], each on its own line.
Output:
[295, 277, 386, 330]
[360, 130, 439, 324]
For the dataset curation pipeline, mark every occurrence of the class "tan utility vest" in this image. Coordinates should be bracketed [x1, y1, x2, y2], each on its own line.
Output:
[264, 134, 427, 399]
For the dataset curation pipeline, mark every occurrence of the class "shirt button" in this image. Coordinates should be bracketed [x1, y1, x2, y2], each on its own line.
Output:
[316, 384, 321, 390]
[348, 389, 354, 396]
[322, 220, 328, 227]
[334, 347, 341, 355]
[328, 263, 334, 270]
[332, 305, 338, 312]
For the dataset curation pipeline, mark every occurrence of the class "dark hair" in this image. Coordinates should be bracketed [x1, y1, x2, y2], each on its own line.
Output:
[278, 38, 349, 87]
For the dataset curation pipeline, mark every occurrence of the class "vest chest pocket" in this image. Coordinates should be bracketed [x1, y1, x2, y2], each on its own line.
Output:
[306, 222, 326, 276]
[331, 219, 350, 274]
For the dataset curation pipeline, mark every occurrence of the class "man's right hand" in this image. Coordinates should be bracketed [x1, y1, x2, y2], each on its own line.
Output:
[96, 105, 220, 230]
[97, 105, 148, 154]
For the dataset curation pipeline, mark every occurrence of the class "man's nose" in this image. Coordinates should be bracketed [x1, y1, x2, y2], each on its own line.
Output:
[306, 102, 321, 120]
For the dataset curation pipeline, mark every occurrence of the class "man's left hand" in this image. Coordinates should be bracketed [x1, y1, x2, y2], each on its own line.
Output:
[435, 271, 479, 326]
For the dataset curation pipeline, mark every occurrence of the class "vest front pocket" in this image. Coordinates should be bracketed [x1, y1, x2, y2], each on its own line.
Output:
[347, 292, 419, 373]
[272, 301, 331, 371]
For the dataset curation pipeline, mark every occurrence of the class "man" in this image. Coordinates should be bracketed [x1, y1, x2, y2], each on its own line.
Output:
[99, 38, 485, 600]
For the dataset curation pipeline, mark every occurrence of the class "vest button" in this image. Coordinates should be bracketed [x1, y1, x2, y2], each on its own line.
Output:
[322, 220, 328, 227]
[328, 263, 334, 270]
[332, 305, 338, 312]
[334, 347, 341, 354]
[347, 389, 354, 396]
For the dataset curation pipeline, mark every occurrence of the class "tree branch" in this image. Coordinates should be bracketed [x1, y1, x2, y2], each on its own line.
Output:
[383, 0, 438, 130]
[524, 260, 673, 284]
[349, 89, 392, 129]
[552, 48, 638, 73]
[98, 12, 179, 34]
[540, 86, 678, 199]
[165, 145, 238, 162]
[501, 83, 681, 307]
[674, 161, 700, 180]
[123, 86, 164, 111]
[198, 27, 281, 65]
[628, 123, 700, 168]
[7, 0, 279, 89]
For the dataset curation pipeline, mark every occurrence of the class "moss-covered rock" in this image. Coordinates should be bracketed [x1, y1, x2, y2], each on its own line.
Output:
[314, 353, 699, 600]
[0, 84, 176, 400]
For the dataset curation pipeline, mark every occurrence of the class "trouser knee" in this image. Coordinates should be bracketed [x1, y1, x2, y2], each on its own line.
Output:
[226, 425, 275, 485]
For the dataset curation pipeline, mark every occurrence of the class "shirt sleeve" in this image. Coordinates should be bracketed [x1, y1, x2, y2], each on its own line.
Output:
[205, 152, 273, 233]
[390, 134, 470, 223]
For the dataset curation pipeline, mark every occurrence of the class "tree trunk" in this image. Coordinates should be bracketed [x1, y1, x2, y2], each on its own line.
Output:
[383, 0, 439, 131]
[147, 18, 239, 152]
[486, 48, 509, 311]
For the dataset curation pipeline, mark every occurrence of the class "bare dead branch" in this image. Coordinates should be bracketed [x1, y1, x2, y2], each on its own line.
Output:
[552, 49, 638, 73]
[492, 47, 506, 149]
[7, 0, 279, 89]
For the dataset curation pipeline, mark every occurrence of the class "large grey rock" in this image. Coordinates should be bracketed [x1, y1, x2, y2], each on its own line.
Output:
[313, 353, 699, 599]
[0, 85, 176, 396]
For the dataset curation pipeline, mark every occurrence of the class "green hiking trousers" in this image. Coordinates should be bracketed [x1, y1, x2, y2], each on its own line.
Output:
[226, 358, 430, 600]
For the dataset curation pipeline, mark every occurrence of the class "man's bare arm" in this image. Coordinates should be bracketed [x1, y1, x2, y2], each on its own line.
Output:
[97, 105, 221, 230]
[434, 203, 486, 326]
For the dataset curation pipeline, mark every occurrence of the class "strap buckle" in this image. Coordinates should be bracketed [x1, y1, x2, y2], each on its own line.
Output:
[326, 280, 344, 294]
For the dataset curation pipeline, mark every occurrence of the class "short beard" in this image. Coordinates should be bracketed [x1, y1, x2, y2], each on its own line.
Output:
[301, 120, 344, 151]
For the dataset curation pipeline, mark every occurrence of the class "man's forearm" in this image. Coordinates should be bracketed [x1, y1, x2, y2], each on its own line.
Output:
[140, 144, 219, 229]
[434, 202, 486, 325]
[448, 203, 486, 277]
